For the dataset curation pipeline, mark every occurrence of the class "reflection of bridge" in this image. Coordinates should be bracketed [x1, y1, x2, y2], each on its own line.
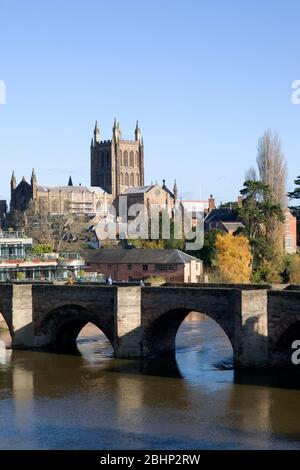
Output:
[0, 283, 300, 368]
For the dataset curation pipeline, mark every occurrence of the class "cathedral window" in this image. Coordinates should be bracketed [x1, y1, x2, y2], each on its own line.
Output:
[124, 150, 128, 166]
[119, 150, 123, 166]
[135, 152, 139, 167]
[135, 173, 139, 186]
[125, 173, 129, 186]
[120, 173, 124, 185]
[129, 151, 134, 167]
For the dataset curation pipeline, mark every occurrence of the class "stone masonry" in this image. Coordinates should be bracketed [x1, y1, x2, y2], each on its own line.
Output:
[0, 283, 299, 368]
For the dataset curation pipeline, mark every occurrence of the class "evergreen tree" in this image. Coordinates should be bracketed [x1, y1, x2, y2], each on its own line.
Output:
[288, 175, 300, 245]
[237, 180, 284, 278]
[288, 175, 300, 218]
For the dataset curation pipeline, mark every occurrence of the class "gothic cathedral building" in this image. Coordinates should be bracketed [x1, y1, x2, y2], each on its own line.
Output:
[90, 119, 145, 198]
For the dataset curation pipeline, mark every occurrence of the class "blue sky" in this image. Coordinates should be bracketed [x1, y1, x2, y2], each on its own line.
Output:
[0, 0, 300, 203]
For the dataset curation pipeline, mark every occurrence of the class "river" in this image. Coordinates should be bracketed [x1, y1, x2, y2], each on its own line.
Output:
[0, 313, 300, 450]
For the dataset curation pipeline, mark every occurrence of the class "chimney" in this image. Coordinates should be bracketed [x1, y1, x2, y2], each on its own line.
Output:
[237, 196, 243, 208]
[208, 194, 215, 212]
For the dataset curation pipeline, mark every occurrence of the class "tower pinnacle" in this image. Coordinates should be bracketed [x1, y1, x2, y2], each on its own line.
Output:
[135, 120, 142, 142]
[113, 118, 121, 142]
[94, 120, 100, 144]
[173, 179, 178, 201]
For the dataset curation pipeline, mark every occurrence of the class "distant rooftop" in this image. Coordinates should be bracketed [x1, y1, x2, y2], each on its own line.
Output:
[205, 207, 241, 223]
[83, 248, 202, 265]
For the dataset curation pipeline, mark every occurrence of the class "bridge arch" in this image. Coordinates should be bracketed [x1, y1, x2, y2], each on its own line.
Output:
[142, 304, 235, 358]
[37, 304, 115, 353]
[0, 304, 13, 339]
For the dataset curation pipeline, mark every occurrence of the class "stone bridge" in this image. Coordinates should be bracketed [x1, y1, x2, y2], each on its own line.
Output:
[0, 283, 300, 368]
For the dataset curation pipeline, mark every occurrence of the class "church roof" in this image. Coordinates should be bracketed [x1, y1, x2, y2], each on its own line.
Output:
[36, 185, 110, 195]
[122, 185, 154, 194]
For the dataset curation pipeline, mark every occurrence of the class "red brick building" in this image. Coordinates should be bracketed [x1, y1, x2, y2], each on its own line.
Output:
[284, 208, 297, 254]
[84, 248, 203, 282]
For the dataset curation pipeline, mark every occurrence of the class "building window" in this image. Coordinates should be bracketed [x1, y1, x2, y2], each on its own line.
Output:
[129, 151, 134, 167]
[135, 173, 139, 186]
[125, 173, 129, 186]
[155, 264, 176, 271]
[119, 150, 123, 166]
[135, 152, 139, 167]
[130, 173, 134, 186]
[120, 173, 124, 185]
[142, 264, 148, 271]
[124, 150, 128, 166]
[127, 264, 132, 271]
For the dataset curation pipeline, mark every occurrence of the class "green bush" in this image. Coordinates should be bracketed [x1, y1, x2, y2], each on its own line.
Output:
[281, 255, 300, 284]
[31, 244, 53, 255]
[16, 272, 25, 280]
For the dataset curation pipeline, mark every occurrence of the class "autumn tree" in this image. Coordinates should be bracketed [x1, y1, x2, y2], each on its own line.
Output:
[215, 233, 251, 283]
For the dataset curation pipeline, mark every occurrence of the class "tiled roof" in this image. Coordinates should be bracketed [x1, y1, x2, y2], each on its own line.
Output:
[83, 248, 202, 265]
[205, 208, 241, 223]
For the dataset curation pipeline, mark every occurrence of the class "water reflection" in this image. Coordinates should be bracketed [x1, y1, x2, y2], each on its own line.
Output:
[0, 314, 300, 449]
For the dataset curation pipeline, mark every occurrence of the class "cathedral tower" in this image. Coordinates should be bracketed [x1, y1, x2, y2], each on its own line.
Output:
[90, 119, 144, 198]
